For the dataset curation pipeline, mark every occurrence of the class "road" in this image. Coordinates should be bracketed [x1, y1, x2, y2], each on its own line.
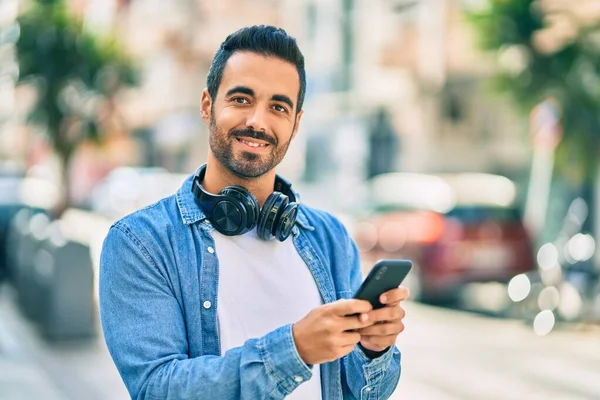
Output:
[392, 302, 600, 400]
[1, 287, 598, 400]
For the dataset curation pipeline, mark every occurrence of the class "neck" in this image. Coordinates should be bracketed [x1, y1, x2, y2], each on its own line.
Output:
[202, 154, 277, 206]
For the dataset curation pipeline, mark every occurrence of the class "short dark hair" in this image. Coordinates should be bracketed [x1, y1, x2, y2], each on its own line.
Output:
[206, 25, 306, 113]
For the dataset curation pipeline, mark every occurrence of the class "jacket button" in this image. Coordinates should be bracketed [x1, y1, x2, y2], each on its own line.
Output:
[203, 301, 212, 309]
[294, 376, 303, 383]
[207, 247, 215, 254]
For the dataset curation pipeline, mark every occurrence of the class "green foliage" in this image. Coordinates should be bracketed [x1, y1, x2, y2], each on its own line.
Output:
[16, 0, 138, 162]
[466, 0, 600, 182]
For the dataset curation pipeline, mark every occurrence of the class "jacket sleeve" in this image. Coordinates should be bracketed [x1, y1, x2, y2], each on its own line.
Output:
[341, 230, 402, 399]
[99, 224, 312, 400]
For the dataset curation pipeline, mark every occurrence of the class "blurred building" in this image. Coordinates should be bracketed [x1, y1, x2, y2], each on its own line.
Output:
[0, 0, 534, 209]
[70, 0, 535, 183]
[299, 0, 532, 176]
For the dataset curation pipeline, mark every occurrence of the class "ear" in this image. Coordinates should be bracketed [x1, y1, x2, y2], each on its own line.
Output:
[200, 88, 212, 125]
[291, 109, 303, 140]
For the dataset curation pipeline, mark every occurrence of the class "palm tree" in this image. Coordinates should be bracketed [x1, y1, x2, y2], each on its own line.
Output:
[15, 0, 138, 217]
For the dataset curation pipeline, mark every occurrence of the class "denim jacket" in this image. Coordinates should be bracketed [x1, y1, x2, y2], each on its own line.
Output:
[99, 173, 401, 399]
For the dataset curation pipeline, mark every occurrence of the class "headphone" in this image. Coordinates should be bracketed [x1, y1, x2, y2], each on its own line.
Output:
[192, 164, 300, 241]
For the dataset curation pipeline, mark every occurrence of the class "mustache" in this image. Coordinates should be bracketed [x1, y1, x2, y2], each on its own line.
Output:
[230, 128, 277, 146]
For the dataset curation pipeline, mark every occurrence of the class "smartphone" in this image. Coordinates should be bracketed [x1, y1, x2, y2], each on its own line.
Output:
[353, 259, 412, 309]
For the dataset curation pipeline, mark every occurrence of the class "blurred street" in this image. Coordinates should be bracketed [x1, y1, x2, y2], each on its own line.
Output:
[1, 282, 598, 400]
[393, 302, 600, 400]
[0, 285, 127, 400]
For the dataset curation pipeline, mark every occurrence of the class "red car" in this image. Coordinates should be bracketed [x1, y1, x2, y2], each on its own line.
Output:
[352, 173, 536, 303]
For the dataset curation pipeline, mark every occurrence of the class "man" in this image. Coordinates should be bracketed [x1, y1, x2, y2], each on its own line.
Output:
[100, 25, 409, 399]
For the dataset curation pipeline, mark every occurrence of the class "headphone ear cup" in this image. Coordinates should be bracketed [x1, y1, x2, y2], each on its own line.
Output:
[275, 202, 298, 242]
[220, 186, 260, 232]
[210, 198, 248, 236]
[257, 192, 287, 241]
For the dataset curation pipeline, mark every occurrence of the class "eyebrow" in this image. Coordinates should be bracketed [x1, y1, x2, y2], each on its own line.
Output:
[225, 86, 254, 98]
[271, 94, 294, 111]
[225, 85, 295, 111]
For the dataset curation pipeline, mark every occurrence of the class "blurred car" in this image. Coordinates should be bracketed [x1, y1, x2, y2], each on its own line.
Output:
[353, 172, 536, 303]
[0, 166, 59, 282]
[0, 173, 24, 282]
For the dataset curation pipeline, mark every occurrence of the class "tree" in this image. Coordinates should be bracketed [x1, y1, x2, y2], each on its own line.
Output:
[467, 0, 600, 192]
[15, 0, 138, 217]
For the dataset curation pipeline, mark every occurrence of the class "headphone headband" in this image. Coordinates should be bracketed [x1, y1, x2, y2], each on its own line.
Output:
[192, 164, 298, 205]
[191, 164, 299, 240]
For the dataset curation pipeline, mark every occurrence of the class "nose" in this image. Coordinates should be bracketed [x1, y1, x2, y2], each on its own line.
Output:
[245, 106, 268, 133]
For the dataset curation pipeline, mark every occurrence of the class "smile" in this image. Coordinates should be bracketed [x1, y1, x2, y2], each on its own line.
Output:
[236, 138, 270, 148]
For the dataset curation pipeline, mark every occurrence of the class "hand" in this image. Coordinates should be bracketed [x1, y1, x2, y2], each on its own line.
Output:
[358, 286, 410, 352]
[293, 299, 374, 365]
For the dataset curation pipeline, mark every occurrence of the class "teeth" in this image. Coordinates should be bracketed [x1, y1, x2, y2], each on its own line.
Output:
[240, 139, 267, 148]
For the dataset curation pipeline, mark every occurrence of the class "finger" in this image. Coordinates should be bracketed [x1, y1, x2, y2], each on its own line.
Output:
[340, 314, 376, 332]
[379, 286, 410, 305]
[367, 305, 405, 323]
[338, 344, 357, 358]
[358, 320, 404, 336]
[329, 299, 373, 317]
[339, 331, 362, 346]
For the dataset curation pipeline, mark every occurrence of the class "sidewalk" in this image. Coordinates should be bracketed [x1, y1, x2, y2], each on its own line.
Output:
[0, 321, 65, 400]
[0, 284, 128, 400]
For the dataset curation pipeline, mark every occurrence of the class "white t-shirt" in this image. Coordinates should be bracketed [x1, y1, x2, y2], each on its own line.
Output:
[213, 228, 323, 399]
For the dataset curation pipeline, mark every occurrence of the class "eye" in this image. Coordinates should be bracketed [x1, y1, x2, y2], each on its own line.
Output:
[272, 104, 288, 113]
[232, 97, 249, 104]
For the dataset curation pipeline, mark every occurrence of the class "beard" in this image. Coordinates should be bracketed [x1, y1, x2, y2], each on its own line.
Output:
[208, 111, 293, 179]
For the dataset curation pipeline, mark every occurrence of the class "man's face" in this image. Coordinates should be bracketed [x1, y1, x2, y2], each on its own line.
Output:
[201, 51, 303, 179]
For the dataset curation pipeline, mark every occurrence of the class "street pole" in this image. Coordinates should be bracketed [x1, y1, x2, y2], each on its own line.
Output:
[523, 100, 561, 244]
[341, 0, 354, 112]
[524, 143, 555, 241]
